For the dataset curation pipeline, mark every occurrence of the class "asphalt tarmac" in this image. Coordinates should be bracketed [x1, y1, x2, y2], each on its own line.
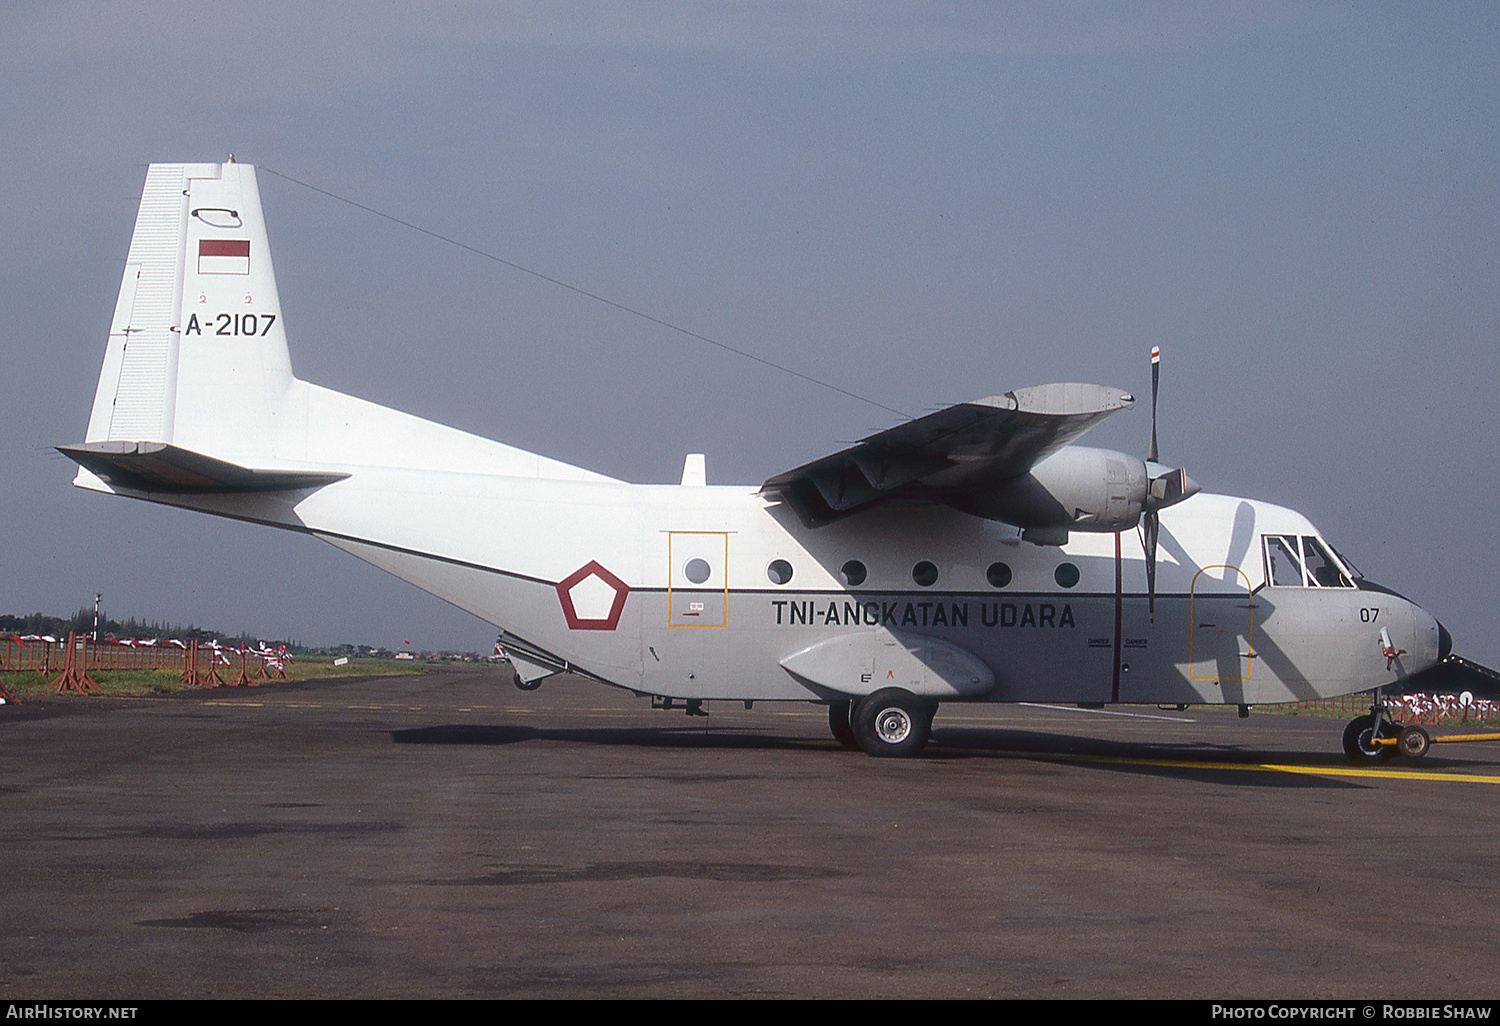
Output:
[2, 667, 1498, 999]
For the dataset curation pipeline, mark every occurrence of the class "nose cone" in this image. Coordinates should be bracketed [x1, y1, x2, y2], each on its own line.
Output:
[1438, 621, 1453, 661]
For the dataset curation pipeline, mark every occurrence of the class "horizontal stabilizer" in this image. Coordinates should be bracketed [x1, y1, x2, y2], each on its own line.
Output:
[58, 441, 348, 494]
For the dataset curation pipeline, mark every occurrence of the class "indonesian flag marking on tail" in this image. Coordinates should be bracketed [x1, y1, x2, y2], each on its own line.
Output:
[199, 238, 250, 275]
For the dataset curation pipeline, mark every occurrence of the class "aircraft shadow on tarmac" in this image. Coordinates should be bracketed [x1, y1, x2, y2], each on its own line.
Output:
[390, 723, 1379, 789]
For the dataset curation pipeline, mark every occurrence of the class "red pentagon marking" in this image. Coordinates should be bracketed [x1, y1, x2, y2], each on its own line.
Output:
[556, 560, 630, 631]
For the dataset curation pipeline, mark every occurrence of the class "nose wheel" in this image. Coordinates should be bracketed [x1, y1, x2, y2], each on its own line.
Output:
[1342, 711, 1399, 762]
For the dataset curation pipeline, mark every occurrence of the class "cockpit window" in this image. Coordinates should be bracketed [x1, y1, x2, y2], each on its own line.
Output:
[1263, 534, 1353, 588]
[1301, 536, 1352, 588]
[1264, 536, 1304, 587]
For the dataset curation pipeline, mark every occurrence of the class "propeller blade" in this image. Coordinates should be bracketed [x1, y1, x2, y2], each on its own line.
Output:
[1145, 345, 1163, 620]
[1144, 509, 1159, 621]
[1149, 345, 1160, 464]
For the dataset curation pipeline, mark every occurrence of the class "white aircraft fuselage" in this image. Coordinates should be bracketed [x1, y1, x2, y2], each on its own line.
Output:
[65, 162, 1448, 757]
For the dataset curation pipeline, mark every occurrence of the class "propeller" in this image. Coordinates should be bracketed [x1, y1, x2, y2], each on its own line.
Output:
[1140, 346, 1200, 621]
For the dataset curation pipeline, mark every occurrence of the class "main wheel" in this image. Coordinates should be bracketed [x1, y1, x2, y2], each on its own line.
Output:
[828, 700, 859, 750]
[1397, 724, 1431, 759]
[1342, 713, 1398, 762]
[852, 689, 930, 758]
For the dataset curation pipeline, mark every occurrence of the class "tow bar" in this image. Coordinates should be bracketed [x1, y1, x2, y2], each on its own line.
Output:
[1375, 726, 1500, 760]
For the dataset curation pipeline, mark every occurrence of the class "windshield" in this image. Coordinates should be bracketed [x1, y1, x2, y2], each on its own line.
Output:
[1262, 534, 1353, 588]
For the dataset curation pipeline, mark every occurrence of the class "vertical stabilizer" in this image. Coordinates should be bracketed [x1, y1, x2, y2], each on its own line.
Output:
[83, 161, 294, 470]
[75, 159, 619, 491]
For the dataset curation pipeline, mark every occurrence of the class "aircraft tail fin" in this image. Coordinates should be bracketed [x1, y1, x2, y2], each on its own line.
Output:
[82, 160, 294, 473]
[76, 160, 620, 492]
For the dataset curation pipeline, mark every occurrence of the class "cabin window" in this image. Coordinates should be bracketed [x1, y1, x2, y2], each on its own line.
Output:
[767, 559, 794, 586]
[1054, 563, 1080, 588]
[684, 558, 712, 585]
[1262, 535, 1353, 588]
[986, 562, 1012, 588]
[839, 560, 867, 587]
[912, 561, 939, 587]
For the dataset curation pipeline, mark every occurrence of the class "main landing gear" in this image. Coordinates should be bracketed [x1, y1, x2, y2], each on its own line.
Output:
[828, 690, 938, 758]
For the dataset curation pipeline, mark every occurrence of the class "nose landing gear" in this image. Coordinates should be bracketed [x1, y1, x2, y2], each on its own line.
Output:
[1343, 691, 1499, 761]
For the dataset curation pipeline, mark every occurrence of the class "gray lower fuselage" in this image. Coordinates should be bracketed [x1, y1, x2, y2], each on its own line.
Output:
[153, 472, 1444, 707]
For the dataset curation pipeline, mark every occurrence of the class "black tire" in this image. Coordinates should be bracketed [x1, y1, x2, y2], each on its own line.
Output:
[1397, 724, 1431, 760]
[1342, 714, 1397, 762]
[828, 700, 859, 750]
[513, 671, 542, 692]
[852, 688, 930, 758]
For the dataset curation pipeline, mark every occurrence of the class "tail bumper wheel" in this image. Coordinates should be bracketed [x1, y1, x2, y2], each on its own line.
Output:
[513, 672, 542, 692]
[1342, 713, 1398, 762]
[828, 700, 859, 750]
[852, 688, 931, 758]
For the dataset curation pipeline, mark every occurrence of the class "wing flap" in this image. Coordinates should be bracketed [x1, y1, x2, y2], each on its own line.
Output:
[59, 441, 349, 494]
[762, 383, 1133, 526]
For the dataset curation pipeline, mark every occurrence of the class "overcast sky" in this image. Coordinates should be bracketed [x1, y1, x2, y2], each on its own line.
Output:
[3, 2, 1497, 662]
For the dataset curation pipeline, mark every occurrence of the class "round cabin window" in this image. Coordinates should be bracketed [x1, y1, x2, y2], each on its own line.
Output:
[912, 561, 939, 588]
[684, 558, 712, 585]
[986, 562, 1012, 588]
[1054, 562, 1080, 588]
[840, 560, 867, 587]
[767, 559, 794, 586]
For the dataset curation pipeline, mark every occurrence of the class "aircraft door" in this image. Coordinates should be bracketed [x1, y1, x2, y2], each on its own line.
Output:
[1188, 566, 1255, 696]
[668, 531, 729, 628]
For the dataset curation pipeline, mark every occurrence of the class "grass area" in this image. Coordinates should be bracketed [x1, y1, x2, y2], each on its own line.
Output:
[0, 657, 439, 699]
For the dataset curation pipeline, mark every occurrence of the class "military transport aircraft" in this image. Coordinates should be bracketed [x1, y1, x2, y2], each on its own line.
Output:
[62, 160, 1472, 760]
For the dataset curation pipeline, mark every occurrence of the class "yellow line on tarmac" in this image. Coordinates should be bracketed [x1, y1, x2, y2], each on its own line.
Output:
[1012, 749, 1500, 784]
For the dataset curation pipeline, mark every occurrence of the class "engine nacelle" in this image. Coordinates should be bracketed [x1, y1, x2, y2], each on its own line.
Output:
[945, 446, 1149, 537]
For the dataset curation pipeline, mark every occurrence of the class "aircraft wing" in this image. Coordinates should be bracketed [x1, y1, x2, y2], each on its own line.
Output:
[761, 382, 1133, 527]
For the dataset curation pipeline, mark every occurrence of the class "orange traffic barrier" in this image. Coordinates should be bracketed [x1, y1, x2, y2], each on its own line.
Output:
[227, 649, 260, 687]
[50, 632, 100, 695]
